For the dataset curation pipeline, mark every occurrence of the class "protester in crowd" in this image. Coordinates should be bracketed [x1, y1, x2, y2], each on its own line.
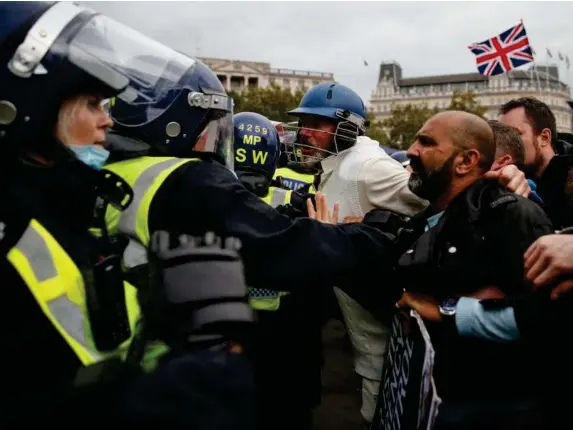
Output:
[390, 110, 553, 430]
[499, 97, 573, 228]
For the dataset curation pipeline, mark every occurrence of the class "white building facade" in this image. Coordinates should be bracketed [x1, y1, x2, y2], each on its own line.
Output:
[369, 62, 573, 132]
[199, 57, 334, 94]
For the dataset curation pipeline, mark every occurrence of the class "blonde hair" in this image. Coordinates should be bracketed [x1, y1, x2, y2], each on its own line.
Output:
[55, 95, 88, 145]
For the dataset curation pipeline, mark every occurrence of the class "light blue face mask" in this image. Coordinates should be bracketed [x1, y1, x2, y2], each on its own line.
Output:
[68, 144, 110, 170]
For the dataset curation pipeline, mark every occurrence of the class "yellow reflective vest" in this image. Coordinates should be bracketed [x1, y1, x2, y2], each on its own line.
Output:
[104, 157, 288, 313]
[7, 218, 141, 367]
[104, 157, 197, 251]
[101, 156, 200, 366]
[273, 167, 316, 193]
[248, 186, 293, 312]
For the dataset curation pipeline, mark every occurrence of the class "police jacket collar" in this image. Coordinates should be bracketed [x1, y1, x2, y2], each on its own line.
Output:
[10, 158, 107, 231]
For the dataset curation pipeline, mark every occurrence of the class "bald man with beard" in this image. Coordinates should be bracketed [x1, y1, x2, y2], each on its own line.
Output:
[373, 111, 554, 429]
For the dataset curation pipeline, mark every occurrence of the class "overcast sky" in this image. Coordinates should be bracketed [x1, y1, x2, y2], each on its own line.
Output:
[82, 1, 573, 104]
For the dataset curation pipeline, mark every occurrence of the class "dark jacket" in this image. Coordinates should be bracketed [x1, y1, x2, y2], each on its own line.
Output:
[536, 154, 573, 230]
[146, 158, 402, 308]
[1, 160, 257, 427]
[394, 179, 553, 400]
[0, 160, 121, 416]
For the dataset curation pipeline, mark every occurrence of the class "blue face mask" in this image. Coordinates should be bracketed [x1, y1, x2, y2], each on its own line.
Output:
[68, 144, 110, 170]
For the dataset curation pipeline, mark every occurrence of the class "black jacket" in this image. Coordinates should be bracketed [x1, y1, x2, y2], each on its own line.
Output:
[394, 179, 553, 400]
[396, 179, 553, 297]
[146, 158, 402, 310]
[1, 160, 258, 425]
[0, 160, 123, 416]
[536, 154, 573, 230]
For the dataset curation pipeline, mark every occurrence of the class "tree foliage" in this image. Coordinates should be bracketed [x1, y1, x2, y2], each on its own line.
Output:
[229, 86, 489, 152]
[365, 112, 391, 147]
[381, 104, 440, 150]
[366, 90, 488, 150]
[447, 89, 488, 117]
[228, 85, 306, 122]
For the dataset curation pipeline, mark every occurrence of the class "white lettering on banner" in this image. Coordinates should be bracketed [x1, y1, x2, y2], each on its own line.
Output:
[373, 311, 441, 430]
[379, 313, 415, 430]
[412, 312, 441, 430]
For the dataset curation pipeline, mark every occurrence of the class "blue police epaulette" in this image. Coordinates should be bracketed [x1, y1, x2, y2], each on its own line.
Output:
[490, 194, 517, 209]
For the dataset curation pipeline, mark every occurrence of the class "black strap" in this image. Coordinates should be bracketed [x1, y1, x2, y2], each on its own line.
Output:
[123, 319, 150, 372]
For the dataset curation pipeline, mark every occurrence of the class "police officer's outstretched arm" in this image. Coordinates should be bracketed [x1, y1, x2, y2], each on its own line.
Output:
[149, 161, 401, 304]
[102, 50, 401, 305]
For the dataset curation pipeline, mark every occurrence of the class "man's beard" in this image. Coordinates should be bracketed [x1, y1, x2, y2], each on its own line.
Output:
[408, 153, 457, 202]
[523, 140, 545, 179]
[294, 136, 327, 168]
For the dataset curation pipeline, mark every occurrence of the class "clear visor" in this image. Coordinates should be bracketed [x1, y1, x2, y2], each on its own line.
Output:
[67, 13, 198, 125]
[196, 108, 235, 170]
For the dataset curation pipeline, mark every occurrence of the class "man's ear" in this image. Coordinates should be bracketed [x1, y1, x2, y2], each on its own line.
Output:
[455, 149, 481, 175]
[491, 154, 513, 171]
[539, 128, 552, 149]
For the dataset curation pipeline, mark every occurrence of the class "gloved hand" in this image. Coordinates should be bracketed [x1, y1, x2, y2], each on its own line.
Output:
[142, 231, 254, 349]
[362, 208, 412, 241]
[276, 190, 316, 218]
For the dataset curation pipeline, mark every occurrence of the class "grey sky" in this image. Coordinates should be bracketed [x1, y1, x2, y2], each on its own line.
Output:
[83, 1, 573, 104]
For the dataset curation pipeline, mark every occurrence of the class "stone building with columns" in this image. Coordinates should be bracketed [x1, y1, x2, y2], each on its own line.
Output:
[369, 62, 573, 133]
[198, 57, 334, 94]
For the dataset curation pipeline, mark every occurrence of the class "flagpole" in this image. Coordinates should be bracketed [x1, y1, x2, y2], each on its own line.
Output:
[565, 55, 571, 98]
[523, 20, 541, 94]
[533, 50, 541, 94]
[545, 49, 550, 90]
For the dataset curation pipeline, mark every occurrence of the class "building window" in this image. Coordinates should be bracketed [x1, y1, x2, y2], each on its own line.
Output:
[230, 76, 244, 92]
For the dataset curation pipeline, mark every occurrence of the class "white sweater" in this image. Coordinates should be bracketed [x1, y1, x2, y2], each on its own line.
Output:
[319, 136, 428, 218]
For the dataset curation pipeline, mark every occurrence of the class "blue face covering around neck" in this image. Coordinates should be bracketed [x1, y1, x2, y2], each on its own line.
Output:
[68, 144, 110, 170]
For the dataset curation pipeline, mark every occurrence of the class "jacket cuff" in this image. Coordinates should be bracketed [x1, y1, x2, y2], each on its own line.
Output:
[454, 297, 478, 336]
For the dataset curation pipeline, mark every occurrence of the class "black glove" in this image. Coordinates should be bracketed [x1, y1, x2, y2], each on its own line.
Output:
[276, 190, 316, 218]
[142, 231, 254, 349]
[362, 208, 412, 241]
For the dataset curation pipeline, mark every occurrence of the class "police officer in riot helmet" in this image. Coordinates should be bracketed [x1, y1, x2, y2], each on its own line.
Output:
[0, 2, 255, 426]
[232, 112, 282, 197]
[232, 112, 327, 430]
[0, 0, 140, 417]
[105, 52, 404, 314]
[232, 111, 314, 216]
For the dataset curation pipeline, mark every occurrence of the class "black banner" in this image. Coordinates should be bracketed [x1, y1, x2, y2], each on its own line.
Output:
[371, 311, 441, 430]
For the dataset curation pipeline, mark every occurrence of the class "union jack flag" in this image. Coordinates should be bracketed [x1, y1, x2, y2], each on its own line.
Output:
[468, 21, 534, 76]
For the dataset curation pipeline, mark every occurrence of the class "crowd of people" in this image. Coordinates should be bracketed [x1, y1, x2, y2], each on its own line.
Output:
[2, 2, 573, 429]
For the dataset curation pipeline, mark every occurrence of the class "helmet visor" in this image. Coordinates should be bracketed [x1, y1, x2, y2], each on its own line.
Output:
[196, 100, 234, 170]
[67, 13, 196, 126]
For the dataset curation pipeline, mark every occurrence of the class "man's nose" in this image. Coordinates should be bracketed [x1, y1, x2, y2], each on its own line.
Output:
[406, 142, 419, 159]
